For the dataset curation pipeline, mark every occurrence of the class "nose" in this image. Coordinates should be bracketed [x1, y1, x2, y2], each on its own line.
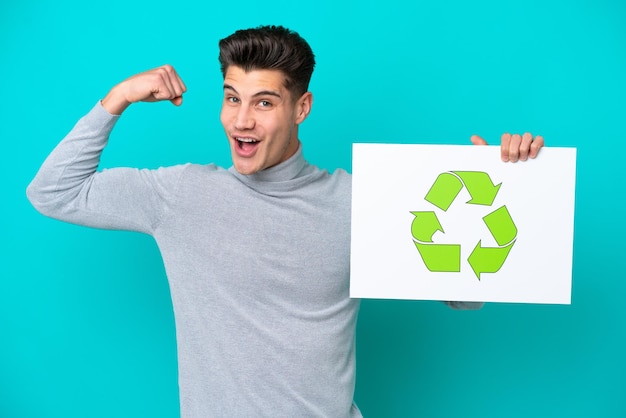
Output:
[234, 105, 254, 130]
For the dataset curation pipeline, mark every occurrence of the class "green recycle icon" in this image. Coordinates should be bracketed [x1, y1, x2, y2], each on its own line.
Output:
[410, 171, 517, 280]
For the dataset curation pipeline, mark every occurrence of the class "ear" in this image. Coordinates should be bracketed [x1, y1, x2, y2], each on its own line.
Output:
[294, 92, 313, 125]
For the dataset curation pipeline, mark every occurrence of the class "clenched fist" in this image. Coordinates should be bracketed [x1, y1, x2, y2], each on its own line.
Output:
[101, 65, 187, 115]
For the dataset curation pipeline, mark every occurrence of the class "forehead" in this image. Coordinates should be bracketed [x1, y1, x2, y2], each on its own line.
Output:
[223, 66, 289, 95]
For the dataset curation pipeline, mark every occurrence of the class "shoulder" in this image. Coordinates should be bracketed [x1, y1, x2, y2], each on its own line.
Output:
[299, 165, 352, 207]
[147, 162, 224, 180]
[324, 167, 352, 193]
[307, 164, 351, 184]
[178, 162, 226, 176]
[142, 163, 228, 194]
[172, 162, 243, 192]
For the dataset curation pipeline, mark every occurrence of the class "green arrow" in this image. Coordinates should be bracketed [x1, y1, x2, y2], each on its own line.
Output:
[467, 240, 515, 280]
[454, 171, 501, 206]
[410, 211, 444, 242]
[483, 205, 517, 246]
[424, 172, 463, 211]
[414, 242, 461, 272]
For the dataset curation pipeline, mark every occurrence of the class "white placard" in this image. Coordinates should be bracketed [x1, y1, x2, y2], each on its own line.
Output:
[350, 144, 577, 304]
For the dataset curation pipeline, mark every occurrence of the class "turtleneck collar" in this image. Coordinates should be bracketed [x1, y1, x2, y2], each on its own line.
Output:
[229, 144, 308, 185]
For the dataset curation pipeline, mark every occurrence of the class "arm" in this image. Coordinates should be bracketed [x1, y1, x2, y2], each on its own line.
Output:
[27, 65, 188, 234]
[101, 64, 186, 115]
[443, 301, 484, 310]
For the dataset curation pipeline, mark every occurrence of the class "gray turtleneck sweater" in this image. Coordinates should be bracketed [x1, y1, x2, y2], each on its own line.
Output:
[27, 102, 361, 417]
[27, 102, 483, 417]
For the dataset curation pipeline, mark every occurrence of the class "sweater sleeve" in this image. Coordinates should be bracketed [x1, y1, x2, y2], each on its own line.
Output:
[443, 301, 484, 310]
[26, 102, 187, 235]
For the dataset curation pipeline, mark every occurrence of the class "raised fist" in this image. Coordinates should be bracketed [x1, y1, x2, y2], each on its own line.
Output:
[101, 64, 187, 115]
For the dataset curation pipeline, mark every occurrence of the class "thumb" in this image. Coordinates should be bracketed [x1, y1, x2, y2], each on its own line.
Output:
[470, 135, 488, 146]
[170, 95, 184, 106]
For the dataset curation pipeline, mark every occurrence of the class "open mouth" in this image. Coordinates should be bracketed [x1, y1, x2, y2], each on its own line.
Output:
[236, 137, 259, 148]
[234, 136, 260, 156]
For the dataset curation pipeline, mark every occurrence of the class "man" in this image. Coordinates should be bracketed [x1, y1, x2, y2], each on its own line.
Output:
[27, 25, 543, 417]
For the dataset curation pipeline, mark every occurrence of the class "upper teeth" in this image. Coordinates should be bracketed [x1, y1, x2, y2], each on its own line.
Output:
[237, 137, 257, 143]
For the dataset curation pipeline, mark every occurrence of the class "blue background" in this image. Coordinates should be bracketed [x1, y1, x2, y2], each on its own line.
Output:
[2, 0, 625, 416]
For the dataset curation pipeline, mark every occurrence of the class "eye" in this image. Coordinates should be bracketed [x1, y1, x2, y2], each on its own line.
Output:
[226, 96, 240, 104]
[258, 100, 272, 108]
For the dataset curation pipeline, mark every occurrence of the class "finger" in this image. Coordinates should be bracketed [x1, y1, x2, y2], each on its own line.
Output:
[170, 75, 186, 106]
[163, 64, 186, 98]
[161, 65, 186, 106]
[500, 133, 511, 162]
[157, 67, 178, 101]
[519, 132, 533, 161]
[529, 135, 545, 159]
[470, 135, 488, 145]
[507, 133, 522, 163]
[175, 72, 187, 94]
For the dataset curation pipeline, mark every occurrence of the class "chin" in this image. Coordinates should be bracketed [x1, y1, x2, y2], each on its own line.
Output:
[232, 161, 261, 175]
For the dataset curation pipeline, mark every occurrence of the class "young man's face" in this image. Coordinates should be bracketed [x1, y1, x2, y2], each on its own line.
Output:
[220, 66, 312, 175]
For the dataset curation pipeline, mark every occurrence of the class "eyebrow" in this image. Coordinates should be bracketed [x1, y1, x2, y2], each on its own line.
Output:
[223, 84, 282, 99]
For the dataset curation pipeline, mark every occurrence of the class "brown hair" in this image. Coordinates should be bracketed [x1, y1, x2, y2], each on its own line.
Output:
[218, 25, 316, 98]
